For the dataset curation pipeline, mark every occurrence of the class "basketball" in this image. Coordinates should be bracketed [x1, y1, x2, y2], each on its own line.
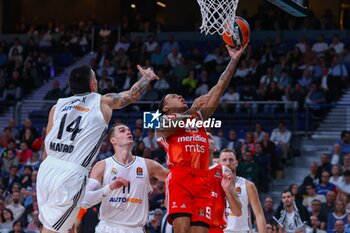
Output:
[222, 16, 250, 48]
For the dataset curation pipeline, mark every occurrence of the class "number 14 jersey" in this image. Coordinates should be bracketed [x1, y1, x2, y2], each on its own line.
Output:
[45, 93, 108, 170]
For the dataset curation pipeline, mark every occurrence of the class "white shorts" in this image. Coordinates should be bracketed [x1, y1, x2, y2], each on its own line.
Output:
[95, 220, 145, 233]
[37, 156, 88, 233]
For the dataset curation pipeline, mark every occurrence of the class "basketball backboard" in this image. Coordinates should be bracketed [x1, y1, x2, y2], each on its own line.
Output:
[266, 0, 308, 17]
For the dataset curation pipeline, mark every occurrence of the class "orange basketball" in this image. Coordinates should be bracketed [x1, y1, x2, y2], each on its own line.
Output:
[222, 16, 250, 48]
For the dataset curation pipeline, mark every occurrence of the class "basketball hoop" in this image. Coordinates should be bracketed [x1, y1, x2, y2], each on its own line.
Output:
[196, 0, 239, 36]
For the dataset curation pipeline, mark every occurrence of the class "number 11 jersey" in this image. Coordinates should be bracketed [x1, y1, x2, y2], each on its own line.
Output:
[45, 93, 108, 170]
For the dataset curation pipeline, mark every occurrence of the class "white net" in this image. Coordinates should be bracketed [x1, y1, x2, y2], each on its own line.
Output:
[197, 0, 239, 36]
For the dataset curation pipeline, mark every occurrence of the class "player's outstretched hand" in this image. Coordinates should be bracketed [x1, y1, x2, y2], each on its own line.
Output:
[137, 64, 160, 81]
[190, 94, 210, 112]
[221, 170, 236, 192]
[109, 177, 129, 190]
[225, 44, 247, 61]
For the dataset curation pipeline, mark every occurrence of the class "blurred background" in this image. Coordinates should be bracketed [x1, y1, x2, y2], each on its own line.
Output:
[1, 0, 350, 232]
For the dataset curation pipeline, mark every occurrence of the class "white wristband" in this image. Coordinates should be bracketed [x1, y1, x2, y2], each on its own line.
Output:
[102, 185, 112, 196]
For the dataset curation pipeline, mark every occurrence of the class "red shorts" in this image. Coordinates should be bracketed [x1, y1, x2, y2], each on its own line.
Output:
[165, 167, 212, 225]
[209, 228, 224, 233]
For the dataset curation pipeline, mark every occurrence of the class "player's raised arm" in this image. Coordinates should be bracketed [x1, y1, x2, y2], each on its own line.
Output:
[200, 45, 246, 120]
[222, 168, 242, 216]
[103, 65, 159, 109]
[247, 180, 267, 233]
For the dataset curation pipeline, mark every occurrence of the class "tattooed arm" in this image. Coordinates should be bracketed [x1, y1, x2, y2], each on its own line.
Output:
[200, 45, 246, 120]
[104, 65, 159, 109]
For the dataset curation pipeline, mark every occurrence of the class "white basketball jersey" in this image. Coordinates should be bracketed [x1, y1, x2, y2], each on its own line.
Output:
[45, 93, 108, 170]
[99, 156, 152, 227]
[224, 177, 251, 232]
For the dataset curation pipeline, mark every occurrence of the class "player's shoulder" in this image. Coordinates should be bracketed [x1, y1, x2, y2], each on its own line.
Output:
[92, 159, 107, 171]
[244, 178, 257, 190]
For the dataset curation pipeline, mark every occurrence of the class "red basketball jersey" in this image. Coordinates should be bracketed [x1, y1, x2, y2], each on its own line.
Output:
[209, 163, 227, 230]
[157, 111, 210, 170]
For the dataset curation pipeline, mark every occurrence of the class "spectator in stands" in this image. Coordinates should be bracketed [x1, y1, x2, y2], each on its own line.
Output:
[144, 35, 159, 53]
[303, 162, 320, 189]
[305, 83, 326, 112]
[1, 147, 19, 176]
[114, 35, 130, 53]
[167, 47, 182, 68]
[0, 46, 7, 68]
[290, 83, 307, 109]
[181, 69, 198, 97]
[17, 142, 32, 166]
[329, 34, 344, 55]
[298, 70, 313, 89]
[98, 69, 115, 91]
[264, 81, 283, 113]
[114, 48, 129, 69]
[44, 80, 65, 100]
[260, 67, 278, 89]
[3, 166, 21, 191]
[290, 184, 304, 206]
[312, 34, 329, 55]
[342, 154, 350, 171]
[97, 58, 115, 77]
[334, 220, 346, 233]
[237, 150, 260, 184]
[6, 192, 24, 221]
[330, 164, 344, 189]
[274, 189, 310, 232]
[161, 34, 179, 56]
[317, 154, 332, 178]
[10, 220, 25, 233]
[310, 199, 327, 230]
[226, 129, 242, 159]
[143, 129, 159, 152]
[31, 127, 46, 153]
[20, 129, 36, 151]
[254, 142, 270, 192]
[330, 144, 343, 165]
[277, 69, 292, 90]
[263, 196, 275, 225]
[337, 170, 350, 194]
[236, 83, 258, 114]
[270, 121, 291, 163]
[309, 215, 327, 233]
[327, 201, 348, 233]
[95, 141, 112, 161]
[3, 70, 22, 102]
[0, 208, 15, 232]
[150, 46, 165, 68]
[321, 191, 336, 217]
[0, 127, 15, 149]
[328, 55, 348, 99]
[295, 36, 308, 54]
[254, 123, 266, 142]
[317, 171, 337, 196]
[26, 210, 41, 232]
[96, 43, 113, 68]
[303, 183, 326, 212]
[8, 48, 23, 68]
[28, 152, 40, 170]
[20, 166, 32, 189]
[19, 119, 38, 142]
[153, 70, 170, 97]
[194, 70, 209, 97]
[339, 131, 350, 155]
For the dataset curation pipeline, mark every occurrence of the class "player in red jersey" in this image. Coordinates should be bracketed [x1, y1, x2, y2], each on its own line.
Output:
[207, 133, 242, 233]
[156, 45, 246, 233]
